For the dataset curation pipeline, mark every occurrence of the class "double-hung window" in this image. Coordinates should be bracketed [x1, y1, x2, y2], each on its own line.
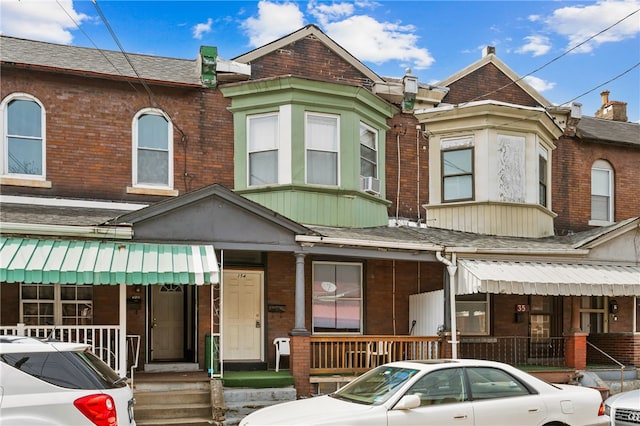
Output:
[456, 293, 489, 335]
[442, 147, 473, 202]
[312, 262, 362, 333]
[2, 94, 45, 178]
[133, 109, 172, 188]
[538, 146, 548, 207]
[360, 123, 377, 179]
[248, 113, 279, 186]
[306, 113, 338, 186]
[591, 160, 614, 223]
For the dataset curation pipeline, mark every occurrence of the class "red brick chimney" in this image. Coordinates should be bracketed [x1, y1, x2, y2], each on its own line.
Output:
[595, 90, 628, 122]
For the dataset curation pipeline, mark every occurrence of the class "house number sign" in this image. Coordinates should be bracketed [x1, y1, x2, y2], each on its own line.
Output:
[515, 304, 530, 312]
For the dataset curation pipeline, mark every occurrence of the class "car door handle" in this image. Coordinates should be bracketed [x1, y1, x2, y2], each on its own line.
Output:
[453, 415, 468, 419]
[528, 408, 539, 412]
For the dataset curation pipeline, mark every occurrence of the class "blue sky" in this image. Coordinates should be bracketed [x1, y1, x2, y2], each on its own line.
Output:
[2, 0, 639, 121]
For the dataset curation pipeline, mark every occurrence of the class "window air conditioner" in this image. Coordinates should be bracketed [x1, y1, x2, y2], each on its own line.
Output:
[361, 176, 380, 195]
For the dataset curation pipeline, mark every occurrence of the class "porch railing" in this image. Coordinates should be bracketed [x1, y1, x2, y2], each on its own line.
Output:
[0, 324, 123, 372]
[459, 336, 565, 368]
[310, 335, 441, 374]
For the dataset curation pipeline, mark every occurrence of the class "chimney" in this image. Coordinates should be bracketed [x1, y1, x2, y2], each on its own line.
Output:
[482, 46, 496, 57]
[595, 90, 628, 122]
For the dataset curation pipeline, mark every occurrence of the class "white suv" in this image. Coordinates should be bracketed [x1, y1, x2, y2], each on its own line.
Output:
[0, 335, 136, 426]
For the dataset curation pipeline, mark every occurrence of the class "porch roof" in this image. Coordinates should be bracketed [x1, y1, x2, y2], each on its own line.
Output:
[458, 259, 640, 296]
[0, 237, 219, 285]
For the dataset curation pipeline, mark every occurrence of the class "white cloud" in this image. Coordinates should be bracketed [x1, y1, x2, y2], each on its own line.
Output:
[545, 0, 640, 53]
[324, 15, 434, 69]
[524, 75, 556, 92]
[193, 18, 213, 40]
[241, 0, 305, 47]
[528, 14, 541, 22]
[516, 35, 552, 57]
[0, 0, 88, 44]
[307, 0, 353, 26]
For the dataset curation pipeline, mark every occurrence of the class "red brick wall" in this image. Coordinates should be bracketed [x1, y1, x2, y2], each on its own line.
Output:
[588, 333, 640, 366]
[442, 62, 540, 107]
[1, 67, 234, 201]
[552, 136, 640, 234]
[248, 34, 374, 88]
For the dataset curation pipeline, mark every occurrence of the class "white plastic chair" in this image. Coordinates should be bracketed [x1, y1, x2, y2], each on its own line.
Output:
[274, 337, 290, 372]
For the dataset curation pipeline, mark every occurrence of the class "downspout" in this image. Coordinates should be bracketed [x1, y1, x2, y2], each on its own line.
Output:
[436, 251, 458, 358]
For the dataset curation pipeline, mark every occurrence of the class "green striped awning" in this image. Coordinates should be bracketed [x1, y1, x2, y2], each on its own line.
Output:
[0, 237, 219, 285]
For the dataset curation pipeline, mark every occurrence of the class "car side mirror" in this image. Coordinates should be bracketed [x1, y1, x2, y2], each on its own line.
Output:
[393, 394, 421, 410]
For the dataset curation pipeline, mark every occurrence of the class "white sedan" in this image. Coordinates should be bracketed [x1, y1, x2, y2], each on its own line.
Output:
[241, 359, 608, 426]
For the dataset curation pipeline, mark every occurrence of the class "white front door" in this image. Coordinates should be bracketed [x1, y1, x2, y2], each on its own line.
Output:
[151, 284, 184, 360]
[223, 270, 263, 360]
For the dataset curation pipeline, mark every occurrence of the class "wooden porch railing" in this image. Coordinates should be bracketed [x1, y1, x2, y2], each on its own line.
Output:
[310, 335, 441, 374]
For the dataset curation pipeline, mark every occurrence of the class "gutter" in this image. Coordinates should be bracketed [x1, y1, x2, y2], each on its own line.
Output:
[295, 235, 444, 252]
[0, 222, 133, 239]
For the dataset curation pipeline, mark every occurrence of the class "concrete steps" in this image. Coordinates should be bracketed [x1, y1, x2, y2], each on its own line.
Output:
[222, 387, 297, 426]
[580, 367, 640, 397]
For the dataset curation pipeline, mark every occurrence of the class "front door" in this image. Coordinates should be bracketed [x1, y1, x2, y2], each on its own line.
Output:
[223, 270, 263, 360]
[151, 284, 184, 360]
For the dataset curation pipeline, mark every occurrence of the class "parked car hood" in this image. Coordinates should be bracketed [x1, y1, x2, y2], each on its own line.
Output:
[241, 394, 385, 426]
[606, 389, 640, 408]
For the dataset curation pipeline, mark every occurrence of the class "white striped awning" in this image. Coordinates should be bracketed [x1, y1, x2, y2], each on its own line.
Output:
[457, 259, 640, 296]
[0, 237, 219, 285]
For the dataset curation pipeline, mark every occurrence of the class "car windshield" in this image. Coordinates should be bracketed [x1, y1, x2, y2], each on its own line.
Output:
[331, 366, 419, 406]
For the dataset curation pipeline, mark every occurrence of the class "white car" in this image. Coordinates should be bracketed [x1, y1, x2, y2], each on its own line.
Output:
[241, 359, 608, 426]
[0, 335, 136, 426]
[605, 389, 640, 426]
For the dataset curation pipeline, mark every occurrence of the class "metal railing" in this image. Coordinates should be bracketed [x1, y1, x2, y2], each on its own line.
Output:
[587, 341, 625, 393]
[459, 336, 565, 368]
[310, 335, 440, 374]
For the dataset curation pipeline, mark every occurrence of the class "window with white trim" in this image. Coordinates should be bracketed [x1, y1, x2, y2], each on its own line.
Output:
[248, 113, 279, 186]
[2, 94, 45, 178]
[591, 160, 614, 223]
[306, 113, 339, 186]
[133, 109, 173, 188]
[21, 284, 93, 326]
[442, 148, 473, 202]
[456, 293, 489, 335]
[360, 123, 377, 179]
[312, 262, 362, 333]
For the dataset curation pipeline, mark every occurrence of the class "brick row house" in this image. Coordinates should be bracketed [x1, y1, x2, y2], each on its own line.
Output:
[1, 26, 639, 397]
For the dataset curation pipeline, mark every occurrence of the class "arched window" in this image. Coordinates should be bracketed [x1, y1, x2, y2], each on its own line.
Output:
[132, 108, 173, 188]
[1, 93, 46, 178]
[591, 160, 614, 223]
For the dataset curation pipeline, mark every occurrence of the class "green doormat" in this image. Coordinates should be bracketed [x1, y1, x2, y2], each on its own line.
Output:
[223, 370, 295, 388]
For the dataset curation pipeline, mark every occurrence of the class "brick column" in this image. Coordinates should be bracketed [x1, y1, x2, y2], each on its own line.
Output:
[564, 332, 588, 370]
[290, 333, 311, 397]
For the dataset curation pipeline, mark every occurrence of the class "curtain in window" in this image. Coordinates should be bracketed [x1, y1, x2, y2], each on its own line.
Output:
[591, 168, 611, 221]
[306, 115, 338, 185]
[137, 114, 169, 185]
[248, 115, 278, 185]
[360, 124, 377, 178]
[7, 99, 43, 175]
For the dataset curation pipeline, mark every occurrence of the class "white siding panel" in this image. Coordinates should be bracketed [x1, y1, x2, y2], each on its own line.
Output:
[409, 290, 445, 336]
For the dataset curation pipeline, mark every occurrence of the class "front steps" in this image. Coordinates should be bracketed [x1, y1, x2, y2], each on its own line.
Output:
[132, 371, 296, 426]
[222, 387, 297, 426]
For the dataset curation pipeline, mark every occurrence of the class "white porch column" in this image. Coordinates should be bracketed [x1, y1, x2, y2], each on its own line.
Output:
[119, 283, 127, 378]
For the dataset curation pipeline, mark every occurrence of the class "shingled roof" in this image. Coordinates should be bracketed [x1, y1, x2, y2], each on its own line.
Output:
[1, 35, 202, 87]
[576, 116, 640, 147]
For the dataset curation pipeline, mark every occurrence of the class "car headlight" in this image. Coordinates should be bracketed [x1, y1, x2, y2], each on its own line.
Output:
[604, 404, 611, 416]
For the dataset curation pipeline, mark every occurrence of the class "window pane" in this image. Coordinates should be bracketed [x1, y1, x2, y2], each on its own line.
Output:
[8, 137, 42, 175]
[591, 169, 610, 196]
[444, 175, 472, 200]
[591, 195, 610, 221]
[138, 149, 169, 185]
[307, 115, 337, 151]
[8, 99, 41, 137]
[249, 150, 278, 185]
[249, 115, 278, 151]
[138, 114, 168, 149]
[312, 263, 362, 333]
[407, 368, 466, 406]
[307, 150, 337, 185]
[467, 367, 530, 400]
[443, 150, 472, 175]
[456, 294, 488, 335]
[360, 126, 375, 149]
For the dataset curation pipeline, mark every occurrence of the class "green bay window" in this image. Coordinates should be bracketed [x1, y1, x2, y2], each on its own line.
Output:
[306, 113, 339, 186]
